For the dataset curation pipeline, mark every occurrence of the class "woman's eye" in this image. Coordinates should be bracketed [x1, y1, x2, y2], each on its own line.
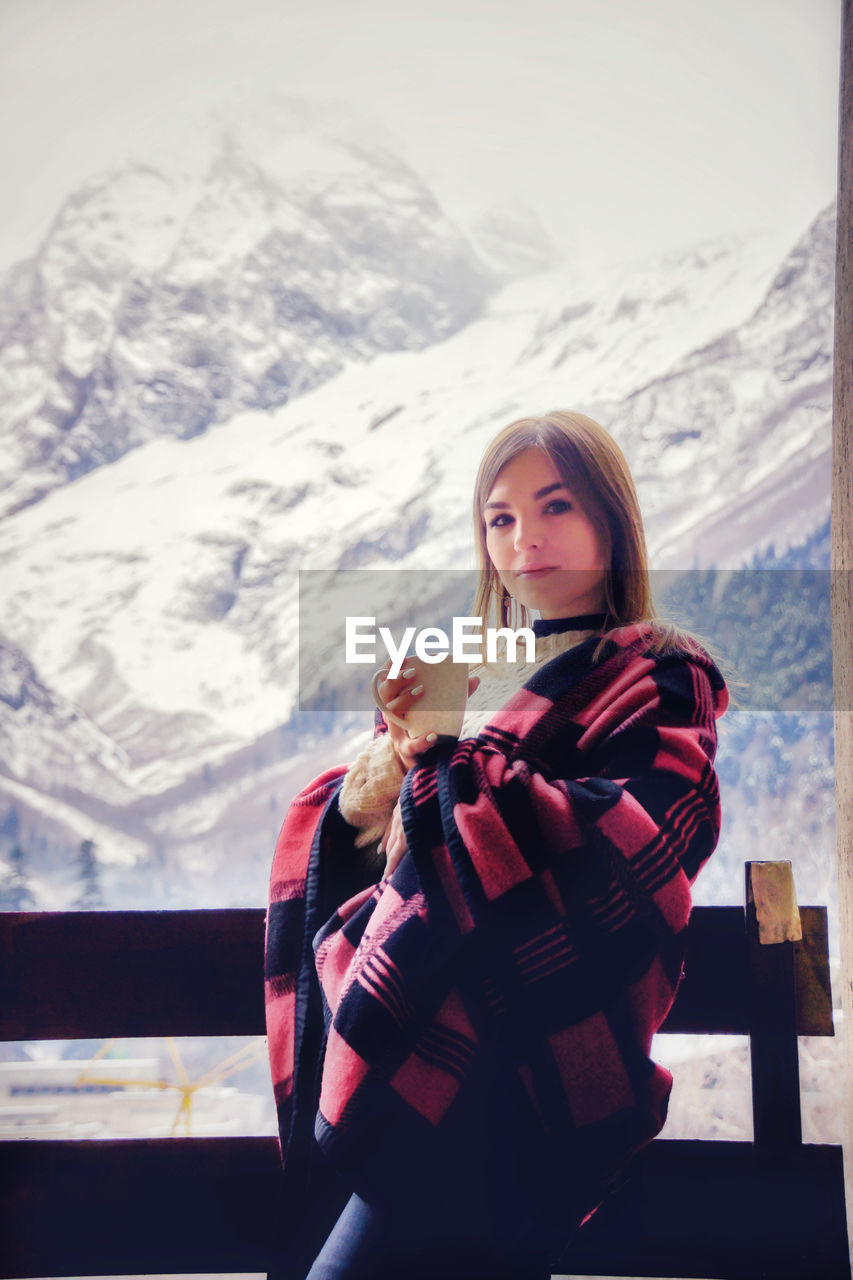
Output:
[545, 499, 572, 514]
[488, 513, 512, 529]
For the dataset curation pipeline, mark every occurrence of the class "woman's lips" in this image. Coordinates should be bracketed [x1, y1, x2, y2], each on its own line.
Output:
[515, 566, 557, 578]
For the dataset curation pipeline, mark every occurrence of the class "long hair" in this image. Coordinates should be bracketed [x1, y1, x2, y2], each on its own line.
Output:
[472, 410, 653, 633]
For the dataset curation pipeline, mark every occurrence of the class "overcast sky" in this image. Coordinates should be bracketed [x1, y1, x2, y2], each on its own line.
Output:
[0, 0, 843, 271]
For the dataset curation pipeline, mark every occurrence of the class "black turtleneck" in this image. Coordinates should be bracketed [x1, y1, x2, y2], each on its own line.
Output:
[531, 612, 609, 638]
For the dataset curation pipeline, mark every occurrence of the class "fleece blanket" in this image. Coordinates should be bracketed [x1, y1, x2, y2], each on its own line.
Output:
[265, 623, 727, 1230]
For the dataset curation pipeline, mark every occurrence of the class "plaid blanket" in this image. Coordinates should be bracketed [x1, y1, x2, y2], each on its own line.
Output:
[265, 624, 727, 1231]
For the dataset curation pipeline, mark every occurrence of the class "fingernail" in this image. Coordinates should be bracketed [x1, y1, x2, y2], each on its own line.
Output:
[410, 684, 424, 697]
[426, 733, 437, 743]
[402, 667, 416, 679]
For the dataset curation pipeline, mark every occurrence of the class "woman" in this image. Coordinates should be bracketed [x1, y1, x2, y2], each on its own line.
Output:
[265, 410, 728, 1279]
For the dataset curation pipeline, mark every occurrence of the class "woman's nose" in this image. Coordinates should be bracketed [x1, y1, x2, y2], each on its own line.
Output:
[513, 520, 543, 551]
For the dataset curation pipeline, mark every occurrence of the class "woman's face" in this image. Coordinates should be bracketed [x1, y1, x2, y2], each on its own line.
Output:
[484, 448, 609, 619]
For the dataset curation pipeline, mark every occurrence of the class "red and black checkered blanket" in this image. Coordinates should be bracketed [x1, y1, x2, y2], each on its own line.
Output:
[265, 624, 727, 1227]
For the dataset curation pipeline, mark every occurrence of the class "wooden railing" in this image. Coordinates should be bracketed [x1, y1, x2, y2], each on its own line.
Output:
[0, 862, 849, 1279]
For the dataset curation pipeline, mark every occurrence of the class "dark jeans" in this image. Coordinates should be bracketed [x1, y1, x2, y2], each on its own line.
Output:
[302, 1084, 571, 1279]
[304, 1185, 556, 1280]
[294, 1034, 585, 1279]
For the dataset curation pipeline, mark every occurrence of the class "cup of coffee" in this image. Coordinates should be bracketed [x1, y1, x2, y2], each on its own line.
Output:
[371, 655, 470, 740]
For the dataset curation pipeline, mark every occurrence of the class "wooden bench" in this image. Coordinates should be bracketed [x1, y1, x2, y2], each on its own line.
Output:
[0, 861, 849, 1279]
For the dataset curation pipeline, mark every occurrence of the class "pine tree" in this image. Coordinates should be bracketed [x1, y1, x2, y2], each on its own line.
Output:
[0, 805, 20, 841]
[0, 842, 35, 911]
[75, 838, 103, 910]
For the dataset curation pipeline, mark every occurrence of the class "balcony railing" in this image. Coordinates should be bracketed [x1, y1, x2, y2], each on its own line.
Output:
[0, 862, 848, 1279]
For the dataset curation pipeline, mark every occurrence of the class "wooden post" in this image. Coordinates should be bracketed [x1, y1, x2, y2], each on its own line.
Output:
[831, 0, 853, 1257]
[745, 862, 803, 1149]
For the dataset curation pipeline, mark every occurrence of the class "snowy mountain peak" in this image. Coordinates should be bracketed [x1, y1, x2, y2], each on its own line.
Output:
[0, 116, 529, 519]
[751, 199, 837, 326]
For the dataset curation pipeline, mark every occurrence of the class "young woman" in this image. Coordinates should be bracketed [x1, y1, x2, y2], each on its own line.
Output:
[265, 410, 728, 1279]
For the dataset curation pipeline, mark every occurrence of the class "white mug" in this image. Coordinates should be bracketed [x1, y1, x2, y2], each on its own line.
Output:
[371, 654, 469, 740]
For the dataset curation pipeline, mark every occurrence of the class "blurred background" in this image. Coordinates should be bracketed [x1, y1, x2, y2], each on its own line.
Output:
[0, 0, 843, 1150]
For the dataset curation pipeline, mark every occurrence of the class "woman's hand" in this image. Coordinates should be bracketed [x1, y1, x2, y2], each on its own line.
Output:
[375, 666, 481, 878]
[376, 664, 480, 772]
[374, 662, 433, 771]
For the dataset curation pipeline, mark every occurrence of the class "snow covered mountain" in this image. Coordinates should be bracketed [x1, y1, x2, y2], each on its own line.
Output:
[0, 638, 137, 804]
[622, 203, 835, 568]
[0, 117, 837, 912]
[0, 638, 149, 907]
[0, 123, 556, 519]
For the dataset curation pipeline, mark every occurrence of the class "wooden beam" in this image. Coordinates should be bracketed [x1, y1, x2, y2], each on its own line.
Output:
[1, 1136, 848, 1280]
[0, 1136, 288, 1276]
[559, 1139, 850, 1280]
[0, 904, 833, 1041]
[0, 909, 267, 1040]
[832, 0, 853, 1254]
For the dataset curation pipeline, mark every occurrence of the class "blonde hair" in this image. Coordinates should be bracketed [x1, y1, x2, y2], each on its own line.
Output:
[472, 410, 654, 633]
